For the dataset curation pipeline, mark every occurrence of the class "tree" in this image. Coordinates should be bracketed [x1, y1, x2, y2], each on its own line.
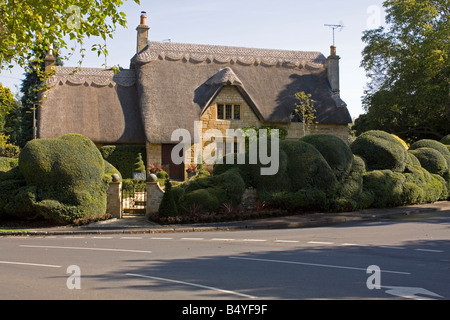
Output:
[293, 91, 317, 136]
[355, 0, 450, 141]
[0, 0, 140, 75]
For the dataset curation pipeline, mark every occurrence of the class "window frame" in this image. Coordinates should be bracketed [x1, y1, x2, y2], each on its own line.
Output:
[217, 103, 241, 121]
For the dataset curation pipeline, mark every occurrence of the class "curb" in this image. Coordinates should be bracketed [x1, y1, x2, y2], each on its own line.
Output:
[1, 202, 449, 237]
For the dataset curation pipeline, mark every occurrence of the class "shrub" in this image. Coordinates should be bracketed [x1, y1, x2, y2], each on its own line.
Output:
[177, 168, 246, 214]
[441, 134, 450, 145]
[403, 164, 443, 203]
[133, 152, 146, 173]
[300, 134, 353, 181]
[18, 134, 108, 224]
[362, 170, 405, 208]
[409, 139, 450, 166]
[100, 145, 147, 179]
[279, 140, 338, 194]
[351, 130, 408, 172]
[409, 147, 448, 176]
[158, 179, 178, 217]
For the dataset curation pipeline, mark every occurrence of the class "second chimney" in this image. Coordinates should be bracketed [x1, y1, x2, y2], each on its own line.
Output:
[327, 45, 340, 96]
[136, 11, 150, 53]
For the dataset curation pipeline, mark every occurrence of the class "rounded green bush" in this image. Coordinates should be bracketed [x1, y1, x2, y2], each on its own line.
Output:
[363, 170, 406, 208]
[440, 134, 450, 145]
[18, 134, 108, 224]
[279, 140, 338, 194]
[300, 134, 353, 181]
[403, 163, 444, 203]
[409, 147, 448, 176]
[351, 130, 408, 172]
[410, 139, 450, 165]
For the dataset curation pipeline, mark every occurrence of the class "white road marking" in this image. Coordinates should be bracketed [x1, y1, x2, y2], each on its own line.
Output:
[19, 244, 152, 254]
[64, 236, 85, 239]
[92, 236, 113, 239]
[211, 238, 235, 241]
[242, 239, 267, 242]
[308, 241, 334, 245]
[274, 240, 300, 243]
[0, 260, 62, 268]
[120, 236, 143, 240]
[151, 237, 173, 240]
[230, 256, 411, 275]
[180, 238, 204, 241]
[126, 273, 257, 299]
[379, 246, 405, 250]
[415, 248, 444, 253]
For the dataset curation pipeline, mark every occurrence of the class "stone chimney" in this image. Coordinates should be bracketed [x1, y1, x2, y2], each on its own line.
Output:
[136, 11, 150, 53]
[327, 45, 340, 96]
[44, 43, 56, 74]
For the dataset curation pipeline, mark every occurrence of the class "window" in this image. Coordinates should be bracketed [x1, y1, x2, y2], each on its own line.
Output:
[215, 140, 240, 159]
[217, 104, 241, 120]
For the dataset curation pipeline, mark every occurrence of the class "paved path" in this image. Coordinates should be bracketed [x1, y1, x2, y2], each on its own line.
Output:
[2, 201, 449, 236]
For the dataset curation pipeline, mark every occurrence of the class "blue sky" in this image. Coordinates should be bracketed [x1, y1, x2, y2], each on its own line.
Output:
[0, 0, 386, 119]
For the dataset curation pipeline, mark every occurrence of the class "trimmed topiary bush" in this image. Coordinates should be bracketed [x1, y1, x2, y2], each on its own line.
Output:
[410, 139, 450, 166]
[158, 179, 178, 217]
[440, 134, 450, 145]
[351, 130, 408, 172]
[362, 170, 406, 208]
[300, 134, 354, 181]
[409, 147, 448, 176]
[18, 134, 109, 224]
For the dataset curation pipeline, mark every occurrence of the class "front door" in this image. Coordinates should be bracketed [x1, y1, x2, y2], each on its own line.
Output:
[161, 144, 185, 181]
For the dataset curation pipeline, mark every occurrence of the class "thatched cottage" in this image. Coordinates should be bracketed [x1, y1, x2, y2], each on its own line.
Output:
[39, 12, 352, 180]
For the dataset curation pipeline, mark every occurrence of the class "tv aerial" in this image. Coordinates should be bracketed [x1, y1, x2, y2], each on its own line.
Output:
[324, 23, 345, 46]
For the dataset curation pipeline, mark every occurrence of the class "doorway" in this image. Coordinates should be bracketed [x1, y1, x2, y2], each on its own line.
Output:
[161, 144, 185, 181]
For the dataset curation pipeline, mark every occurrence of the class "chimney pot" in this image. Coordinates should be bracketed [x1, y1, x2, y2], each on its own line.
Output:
[330, 45, 337, 56]
[140, 11, 147, 25]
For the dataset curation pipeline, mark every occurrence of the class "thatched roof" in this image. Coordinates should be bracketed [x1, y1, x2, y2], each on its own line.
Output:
[39, 41, 352, 145]
[133, 41, 352, 144]
[38, 67, 146, 144]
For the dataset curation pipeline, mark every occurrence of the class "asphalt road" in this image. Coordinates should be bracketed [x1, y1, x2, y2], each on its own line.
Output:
[1, 212, 449, 301]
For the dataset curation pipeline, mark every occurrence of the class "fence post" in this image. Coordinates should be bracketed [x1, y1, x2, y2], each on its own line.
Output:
[146, 174, 165, 215]
[107, 181, 122, 219]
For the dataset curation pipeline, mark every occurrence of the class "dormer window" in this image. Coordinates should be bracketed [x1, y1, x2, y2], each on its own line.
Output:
[217, 104, 241, 120]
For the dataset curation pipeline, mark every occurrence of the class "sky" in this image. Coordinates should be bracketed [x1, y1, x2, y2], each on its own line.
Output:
[0, 0, 387, 120]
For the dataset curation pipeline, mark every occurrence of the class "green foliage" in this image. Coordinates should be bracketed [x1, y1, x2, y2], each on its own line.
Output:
[16, 134, 108, 223]
[441, 135, 450, 145]
[351, 130, 408, 172]
[100, 145, 146, 179]
[300, 134, 353, 181]
[409, 148, 448, 176]
[357, 0, 450, 141]
[177, 168, 246, 214]
[409, 139, 450, 167]
[0, 0, 141, 72]
[133, 153, 146, 173]
[363, 170, 406, 208]
[158, 179, 178, 217]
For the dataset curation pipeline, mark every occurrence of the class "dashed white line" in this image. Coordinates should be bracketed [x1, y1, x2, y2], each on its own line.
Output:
[415, 248, 444, 253]
[20, 244, 152, 254]
[274, 240, 300, 243]
[120, 236, 143, 240]
[379, 246, 405, 250]
[150, 237, 173, 240]
[242, 239, 267, 242]
[181, 237, 205, 241]
[0, 260, 62, 268]
[211, 238, 235, 241]
[308, 241, 334, 245]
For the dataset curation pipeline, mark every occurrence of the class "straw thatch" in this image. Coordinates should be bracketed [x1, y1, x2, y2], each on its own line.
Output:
[39, 67, 145, 144]
[133, 41, 351, 144]
[39, 41, 352, 145]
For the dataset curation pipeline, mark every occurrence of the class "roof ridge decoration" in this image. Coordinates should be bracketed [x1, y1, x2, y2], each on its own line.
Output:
[205, 67, 243, 86]
[46, 67, 136, 88]
[134, 41, 327, 69]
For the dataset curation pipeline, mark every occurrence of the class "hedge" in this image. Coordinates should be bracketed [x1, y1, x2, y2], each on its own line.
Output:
[440, 134, 450, 145]
[14, 134, 111, 223]
[409, 148, 448, 176]
[100, 145, 146, 179]
[300, 134, 353, 181]
[351, 130, 408, 172]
